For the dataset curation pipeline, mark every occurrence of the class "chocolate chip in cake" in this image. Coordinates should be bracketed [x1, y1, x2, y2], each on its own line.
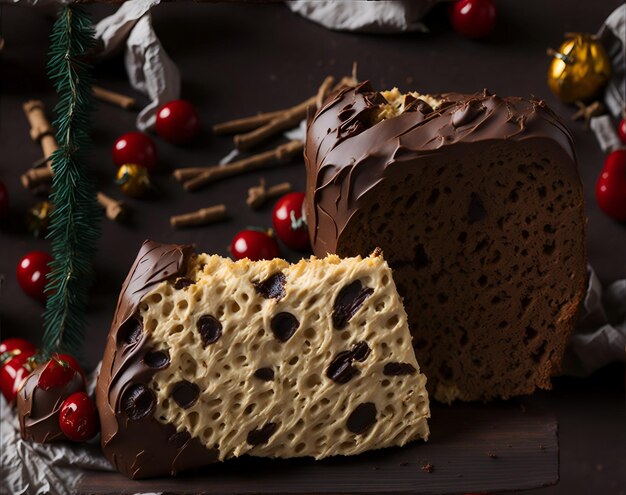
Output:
[347, 402, 377, 435]
[468, 193, 487, 223]
[327, 341, 371, 383]
[168, 430, 191, 449]
[247, 422, 278, 446]
[121, 383, 156, 420]
[333, 281, 374, 330]
[254, 273, 286, 300]
[117, 317, 142, 347]
[143, 350, 170, 369]
[172, 380, 200, 409]
[270, 312, 299, 342]
[253, 367, 274, 382]
[173, 277, 194, 290]
[197, 315, 222, 346]
[383, 362, 417, 376]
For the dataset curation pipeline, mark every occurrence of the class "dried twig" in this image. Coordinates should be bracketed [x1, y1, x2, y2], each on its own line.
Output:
[572, 100, 604, 128]
[22, 100, 57, 188]
[97, 192, 127, 222]
[182, 140, 303, 192]
[316, 75, 335, 110]
[170, 204, 228, 228]
[247, 179, 292, 209]
[212, 109, 285, 135]
[92, 85, 136, 110]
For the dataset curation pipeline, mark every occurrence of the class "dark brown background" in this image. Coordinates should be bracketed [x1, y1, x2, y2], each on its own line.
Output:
[0, 2, 624, 494]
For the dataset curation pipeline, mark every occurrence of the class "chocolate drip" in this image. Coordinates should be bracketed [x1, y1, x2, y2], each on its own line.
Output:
[95, 240, 219, 479]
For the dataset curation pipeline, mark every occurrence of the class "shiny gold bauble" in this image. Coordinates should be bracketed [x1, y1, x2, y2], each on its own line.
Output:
[547, 33, 611, 104]
[26, 200, 52, 238]
[116, 164, 150, 198]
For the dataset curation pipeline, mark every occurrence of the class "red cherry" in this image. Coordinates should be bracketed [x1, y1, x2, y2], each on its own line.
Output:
[156, 100, 201, 144]
[272, 192, 310, 251]
[449, 0, 496, 39]
[59, 391, 99, 441]
[596, 149, 626, 221]
[230, 229, 280, 261]
[112, 132, 157, 171]
[16, 251, 53, 303]
[0, 180, 8, 217]
[0, 338, 37, 368]
[618, 119, 626, 144]
[0, 349, 35, 403]
[37, 354, 85, 391]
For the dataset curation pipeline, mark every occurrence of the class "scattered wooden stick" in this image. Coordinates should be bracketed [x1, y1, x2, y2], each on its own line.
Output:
[247, 179, 292, 209]
[170, 204, 227, 228]
[182, 140, 304, 192]
[22, 100, 58, 188]
[316, 75, 335, 110]
[233, 97, 316, 151]
[212, 109, 285, 135]
[92, 85, 137, 110]
[97, 192, 127, 222]
[572, 100, 604, 128]
[173, 166, 213, 182]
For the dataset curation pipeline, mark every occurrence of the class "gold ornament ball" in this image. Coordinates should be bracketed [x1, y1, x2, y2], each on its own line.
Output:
[116, 164, 150, 198]
[26, 200, 52, 238]
[547, 33, 611, 104]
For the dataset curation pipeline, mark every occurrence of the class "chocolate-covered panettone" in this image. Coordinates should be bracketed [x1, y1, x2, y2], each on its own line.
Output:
[96, 240, 429, 479]
[304, 82, 586, 402]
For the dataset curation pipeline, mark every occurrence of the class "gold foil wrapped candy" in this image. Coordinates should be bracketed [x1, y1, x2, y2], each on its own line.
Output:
[115, 164, 151, 198]
[26, 200, 52, 238]
[547, 33, 611, 104]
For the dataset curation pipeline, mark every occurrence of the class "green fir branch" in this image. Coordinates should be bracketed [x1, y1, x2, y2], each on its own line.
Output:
[42, 6, 101, 359]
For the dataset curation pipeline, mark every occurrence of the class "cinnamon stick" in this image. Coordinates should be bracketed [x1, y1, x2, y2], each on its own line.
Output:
[22, 100, 57, 189]
[92, 85, 137, 110]
[316, 75, 335, 110]
[170, 204, 228, 228]
[97, 191, 127, 222]
[173, 167, 213, 182]
[247, 179, 292, 209]
[212, 109, 285, 135]
[183, 140, 303, 192]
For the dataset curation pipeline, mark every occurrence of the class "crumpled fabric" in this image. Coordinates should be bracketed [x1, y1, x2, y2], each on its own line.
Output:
[563, 266, 626, 376]
[597, 4, 625, 120]
[93, 0, 181, 131]
[287, 0, 442, 33]
[0, 367, 114, 495]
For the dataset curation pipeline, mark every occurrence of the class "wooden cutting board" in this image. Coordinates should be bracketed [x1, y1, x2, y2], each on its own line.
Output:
[75, 401, 558, 495]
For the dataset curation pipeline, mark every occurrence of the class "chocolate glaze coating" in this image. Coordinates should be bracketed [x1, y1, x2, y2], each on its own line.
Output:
[17, 362, 85, 443]
[304, 82, 578, 256]
[95, 240, 219, 479]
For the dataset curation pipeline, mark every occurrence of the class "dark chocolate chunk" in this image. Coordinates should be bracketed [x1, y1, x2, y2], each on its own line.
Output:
[254, 273, 286, 300]
[347, 402, 377, 435]
[332, 281, 374, 329]
[327, 350, 359, 384]
[168, 430, 191, 449]
[253, 367, 274, 382]
[172, 380, 200, 409]
[143, 350, 170, 369]
[383, 362, 417, 376]
[270, 312, 299, 342]
[173, 277, 194, 290]
[121, 384, 156, 420]
[117, 317, 142, 347]
[197, 315, 222, 346]
[468, 193, 487, 223]
[247, 422, 278, 446]
[451, 100, 483, 128]
[327, 342, 371, 384]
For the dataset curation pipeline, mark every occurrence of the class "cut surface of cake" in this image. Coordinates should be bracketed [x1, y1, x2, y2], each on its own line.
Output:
[96, 240, 429, 479]
[304, 81, 586, 403]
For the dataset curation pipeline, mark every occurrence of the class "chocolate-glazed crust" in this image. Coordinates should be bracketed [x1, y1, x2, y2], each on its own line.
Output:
[17, 363, 84, 443]
[95, 240, 219, 479]
[305, 82, 578, 255]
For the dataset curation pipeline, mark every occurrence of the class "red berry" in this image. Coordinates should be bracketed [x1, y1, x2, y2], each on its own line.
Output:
[112, 132, 157, 171]
[596, 149, 626, 221]
[618, 119, 626, 144]
[38, 354, 85, 391]
[231, 229, 280, 261]
[0, 338, 37, 367]
[156, 100, 201, 144]
[0, 180, 8, 217]
[0, 349, 35, 403]
[449, 0, 496, 39]
[272, 192, 310, 251]
[16, 251, 53, 303]
[59, 391, 99, 441]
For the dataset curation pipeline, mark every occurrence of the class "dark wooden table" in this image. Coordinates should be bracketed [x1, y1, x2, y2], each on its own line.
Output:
[1, 2, 625, 494]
